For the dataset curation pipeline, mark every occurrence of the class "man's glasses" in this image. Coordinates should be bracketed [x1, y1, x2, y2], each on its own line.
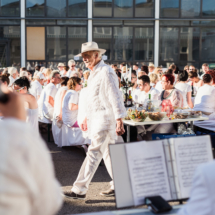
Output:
[71, 65, 75, 67]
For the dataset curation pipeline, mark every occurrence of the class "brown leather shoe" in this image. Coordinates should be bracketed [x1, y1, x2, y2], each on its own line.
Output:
[100, 189, 115, 197]
[64, 191, 86, 200]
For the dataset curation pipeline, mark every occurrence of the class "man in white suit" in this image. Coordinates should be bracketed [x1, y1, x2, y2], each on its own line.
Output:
[178, 161, 215, 215]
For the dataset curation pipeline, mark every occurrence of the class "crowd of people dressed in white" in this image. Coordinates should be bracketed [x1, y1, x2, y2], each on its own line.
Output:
[1, 41, 215, 215]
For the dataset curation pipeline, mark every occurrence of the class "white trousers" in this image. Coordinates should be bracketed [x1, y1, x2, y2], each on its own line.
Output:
[72, 130, 115, 195]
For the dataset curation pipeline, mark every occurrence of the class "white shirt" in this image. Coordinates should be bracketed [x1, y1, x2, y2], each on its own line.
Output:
[175, 82, 192, 108]
[193, 84, 215, 131]
[62, 90, 79, 127]
[194, 84, 215, 113]
[133, 87, 160, 109]
[155, 80, 163, 93]
[86, 60, 126, 140]
[53, 86, 68, 118]
[8, 76, 15, 87]
[178, 161, 215, 215]
[29, 80, 43, 100]
[0, 118, 62, 215]
[38, 83, 58, 120]
[67, 69, 77, 78]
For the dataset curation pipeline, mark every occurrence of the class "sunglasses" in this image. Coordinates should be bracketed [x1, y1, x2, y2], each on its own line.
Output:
[71, 65, 75, 67]
[12, 85, 24, 92]
[78, 83, 82, 85]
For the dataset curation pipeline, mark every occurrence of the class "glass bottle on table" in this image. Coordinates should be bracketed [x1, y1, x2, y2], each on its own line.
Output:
[146, 93, 154, 112]
[127, 90, 133, 107]
[191, 82, 195, 97]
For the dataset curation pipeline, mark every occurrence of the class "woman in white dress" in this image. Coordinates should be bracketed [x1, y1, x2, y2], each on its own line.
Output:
[13, 77, 39, 134]
[61, 77, 87, 147]
[175, 70, 193, 109]
[52, 77, 69, 146]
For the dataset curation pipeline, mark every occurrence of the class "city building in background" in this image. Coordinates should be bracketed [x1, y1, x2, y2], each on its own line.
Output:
[0, 0, 215, 71]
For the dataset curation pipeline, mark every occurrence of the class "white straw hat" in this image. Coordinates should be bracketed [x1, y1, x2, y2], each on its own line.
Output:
[37, 72, 46, 80]
[57, 63, 65, 67]
[75, 41, 106, 57]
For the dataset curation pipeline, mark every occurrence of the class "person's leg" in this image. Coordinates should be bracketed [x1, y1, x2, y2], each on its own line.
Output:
[154, 123, 176, 133]
[71, 130, 111, 195]
[102, 139, 115, 189]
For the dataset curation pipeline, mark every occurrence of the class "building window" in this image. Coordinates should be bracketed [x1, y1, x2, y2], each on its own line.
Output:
[201, 28, 215, 61]
[160, 25, 201, 69]
[160, 28, 179, 62]
[93, 23, 154, 63]
[68, 27, 87, 58]
[47, 26, 67, 60]
[202, 0, 215, 17]
[0, 26, 20, 67]
[46, 0, 66, 17]
[160, 0, 209, 18]
[26, 0, 87, 17]
[93, 27, 112, 60]
[68, 0, 87, 17]
[26, 0, 44, 16]
[93, 0, 112, 17]
[160, 0, 179, 18]
[93, 0, 154, 17]
[114, 0, 133, 17]
[135, 0, 154, 17]
[1, 0, 20, 16]
[135, 27, 153, 61]
[181, 0, 200, 17]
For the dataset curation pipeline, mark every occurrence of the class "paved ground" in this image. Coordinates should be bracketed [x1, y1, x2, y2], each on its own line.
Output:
[42, 133, 181, 215]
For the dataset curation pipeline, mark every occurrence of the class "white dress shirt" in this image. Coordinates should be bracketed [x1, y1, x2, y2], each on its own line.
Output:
[38, 83, 58, 122]
[178, 161, 215, 215]
[29, 80, 43, 100]
[133, 87, 160, 109]
[0, 118, 62, 215]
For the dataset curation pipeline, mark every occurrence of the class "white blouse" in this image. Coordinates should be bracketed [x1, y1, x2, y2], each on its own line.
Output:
[194, 84, 215, 113]
[53, 86, 68, 118]
[175, 82, 192, 108]
[62, 90, 79, 127]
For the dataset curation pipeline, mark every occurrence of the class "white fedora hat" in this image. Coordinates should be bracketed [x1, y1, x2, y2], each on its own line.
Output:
[75, 41, 106, 57]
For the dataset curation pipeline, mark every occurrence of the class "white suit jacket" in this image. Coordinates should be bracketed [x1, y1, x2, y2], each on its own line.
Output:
[178, 160, 215, 215]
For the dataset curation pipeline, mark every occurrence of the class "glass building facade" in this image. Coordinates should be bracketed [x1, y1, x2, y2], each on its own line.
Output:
[1, 0, 215, 70]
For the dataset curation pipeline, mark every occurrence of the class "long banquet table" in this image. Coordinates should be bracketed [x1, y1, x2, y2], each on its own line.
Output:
[123, 116, 209, 142]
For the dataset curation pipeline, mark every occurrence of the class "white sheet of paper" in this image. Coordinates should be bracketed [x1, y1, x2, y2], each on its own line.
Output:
[125, 141, 172, 206]
[172, 136, 213, 198]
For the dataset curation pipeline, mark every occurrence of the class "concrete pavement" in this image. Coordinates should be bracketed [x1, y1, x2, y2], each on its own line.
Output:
[43, 134, 180, 215]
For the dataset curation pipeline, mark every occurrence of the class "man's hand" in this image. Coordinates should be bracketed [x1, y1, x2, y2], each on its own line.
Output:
[57, 113, 62, 122]
[116, 118, 125, 136]
[80, 117, 88, 131]
[0, 85, 26, 121]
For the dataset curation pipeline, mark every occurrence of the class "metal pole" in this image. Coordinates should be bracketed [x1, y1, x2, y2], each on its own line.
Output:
[127, 125, 130, 142]
[154, 0, 160, 67]
[21, 0, 26, 67]
[88, 0, 93, 42]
